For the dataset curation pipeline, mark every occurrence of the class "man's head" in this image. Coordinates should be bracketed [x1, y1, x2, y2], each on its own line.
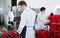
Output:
[40, 7, 46, 13]
[18, 1, 27, 11]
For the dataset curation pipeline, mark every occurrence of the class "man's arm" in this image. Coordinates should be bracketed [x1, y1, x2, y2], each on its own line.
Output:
[38, 14, 49, 23]
[17, 14, 27, 34]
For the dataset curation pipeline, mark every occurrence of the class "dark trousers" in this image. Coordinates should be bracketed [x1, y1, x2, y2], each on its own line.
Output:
[20, 26, 27, 38]
[14, 17, 21, 29]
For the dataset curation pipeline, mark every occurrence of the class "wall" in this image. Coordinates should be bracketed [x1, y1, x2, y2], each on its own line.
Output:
[17, 0, 60, 16]
[0, 0, 11, 24]
[0, 0, 4, 14]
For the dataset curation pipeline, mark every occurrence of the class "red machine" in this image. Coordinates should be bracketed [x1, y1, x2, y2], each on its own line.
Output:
[49, 16, 57, 31]
[36, 30, 50, 38]
[49, 15, 60, 38]
[1, 31, 22, 38]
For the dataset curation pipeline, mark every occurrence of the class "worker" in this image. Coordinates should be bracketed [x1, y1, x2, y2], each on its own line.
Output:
[35, 7, 50, 30]
[8, 11, 14, 25]
[17, 1, 36, 38]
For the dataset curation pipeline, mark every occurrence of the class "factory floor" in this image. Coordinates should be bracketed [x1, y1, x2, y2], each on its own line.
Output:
[0, 24, 5, 33]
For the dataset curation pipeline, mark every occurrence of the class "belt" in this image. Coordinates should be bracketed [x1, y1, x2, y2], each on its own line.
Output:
[26, 26, 35, 30]
[26, 26, 33, 27]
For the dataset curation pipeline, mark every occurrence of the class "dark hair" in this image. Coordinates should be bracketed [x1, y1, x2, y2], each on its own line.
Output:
[18, 1, 27, 6]
[40, 7, 46, 12]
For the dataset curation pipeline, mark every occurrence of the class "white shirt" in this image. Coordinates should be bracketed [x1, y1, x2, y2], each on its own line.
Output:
[17, 7, 36, 34]
[35, 12, 48, 30]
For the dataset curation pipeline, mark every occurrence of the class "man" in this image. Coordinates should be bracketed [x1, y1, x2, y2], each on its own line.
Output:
[8, 11, 14, 25]
[35, 7, 49, 30]
[17, 1, 36, 38]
